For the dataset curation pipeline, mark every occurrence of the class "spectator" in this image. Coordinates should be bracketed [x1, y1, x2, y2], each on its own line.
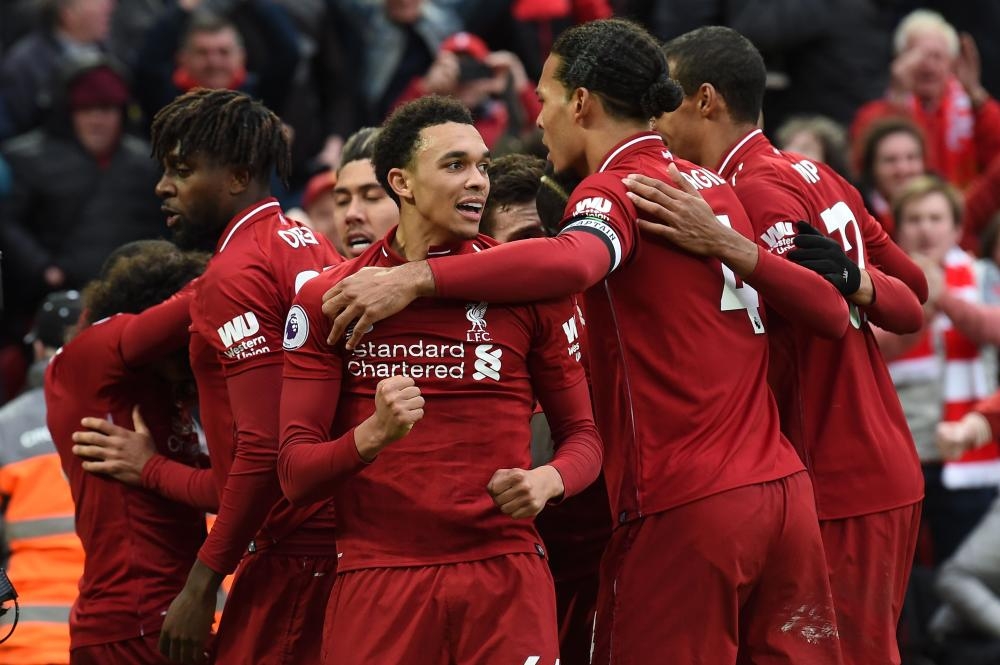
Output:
[857, 117, 927, 235]
[0, 56, 164, 358]
[775, 114, 853, 182]
[132, 0, 299, 126]
[875, 175, 1000, 562]
[0, 0, 115, 139]
[297, 169, 341, 253]
[851, 10, 1000, 189]
[392, 31, 540, 152]
[0, 291, 85, 665]
[334, 0, 462, 124]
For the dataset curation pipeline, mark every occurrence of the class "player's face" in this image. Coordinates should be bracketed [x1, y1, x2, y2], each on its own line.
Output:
[904, 30, 953, 102]
[488, 201, 545, 243]
[896, 191, 960, 265]
[873, 131, 924, 202]
[536, 55, 585, 175]
[333, 159, 399, 258]
[155, 147, 233, 252]
[652, 94, 702, 165]
[405, 122, 490, 243]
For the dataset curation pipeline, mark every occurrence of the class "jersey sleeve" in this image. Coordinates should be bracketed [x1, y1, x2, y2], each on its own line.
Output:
[721, 176, 849, 339]
[141, 456, 218, 512]
[526, 299, 602, 499]
[198, 263, 285, 376]
[278, 278, 370, 506]
[428, 175, 637, 303]
[119, 281, 196, 368]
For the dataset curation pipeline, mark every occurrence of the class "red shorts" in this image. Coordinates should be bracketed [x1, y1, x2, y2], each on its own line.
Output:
[324, 553, 559, 665]
[553, 573, 600, 665]
[593, 472, 841, 665]
[70, 634, 168, 665]
[820, 502, 920, 665]
[212, 550, 337, 665]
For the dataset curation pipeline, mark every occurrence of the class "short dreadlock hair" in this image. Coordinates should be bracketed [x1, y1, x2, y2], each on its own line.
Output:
[481, 154, 545, 237]
[373, 96, 474, 206]
[150, 88, 291, 185]
[552, 19, 683, 122]
[83, 241, 209, 325]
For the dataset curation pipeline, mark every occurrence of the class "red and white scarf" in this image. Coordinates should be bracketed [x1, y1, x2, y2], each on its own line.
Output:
[907, 78, 978, 188]
[889, 247, 999, 487]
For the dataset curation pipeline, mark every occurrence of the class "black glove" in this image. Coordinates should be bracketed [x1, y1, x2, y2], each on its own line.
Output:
[786, 221, 861, 296]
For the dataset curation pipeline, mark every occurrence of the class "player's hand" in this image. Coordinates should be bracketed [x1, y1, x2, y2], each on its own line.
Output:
[323, 263, 434, 350]
[356, 376, 425, 460]
[160, 562, 221, 664]
[71, 405, 156, 486]
[624, 165, 732, 257]
[487, 466, 565, 519]
[787, 221, 861, 296]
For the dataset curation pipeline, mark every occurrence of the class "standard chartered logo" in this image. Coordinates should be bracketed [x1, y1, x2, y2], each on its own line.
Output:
[472, 344, 502, 381]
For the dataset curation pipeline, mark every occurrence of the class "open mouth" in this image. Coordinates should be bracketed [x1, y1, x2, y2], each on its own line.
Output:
[162, 206, 181, 228]
[456, 201, 484, 219]
[346, 233, 374, 254]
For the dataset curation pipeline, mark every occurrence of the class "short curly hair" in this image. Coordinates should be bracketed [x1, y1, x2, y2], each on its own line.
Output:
[83, 241, 209, 324]
[373, 96, 474, 206]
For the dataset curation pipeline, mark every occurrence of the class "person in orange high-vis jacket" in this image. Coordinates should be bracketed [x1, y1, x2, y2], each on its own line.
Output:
[0, 291, 85, 664]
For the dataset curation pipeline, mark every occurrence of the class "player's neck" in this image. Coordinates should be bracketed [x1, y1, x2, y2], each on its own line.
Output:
[393, 211, 455, 261]
[704, 122, 758, 172]
[584, 120, 651, 174]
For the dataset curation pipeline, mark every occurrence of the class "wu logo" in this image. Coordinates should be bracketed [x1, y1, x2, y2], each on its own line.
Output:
[465, 302, 491, 342]
[473, 344, 502, 381]
[217, 312, 260, 348]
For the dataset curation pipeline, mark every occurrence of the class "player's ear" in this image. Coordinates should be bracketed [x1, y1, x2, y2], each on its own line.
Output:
[572, 86, 589, 124]
[228, 167, 252, 195]
[387, 167, 413, 204]
[698, 83, 720, 119]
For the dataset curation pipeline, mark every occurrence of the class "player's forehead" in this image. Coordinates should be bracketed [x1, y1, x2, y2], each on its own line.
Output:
[335, 159, 380, 191]
[415, 122, 489, 163]
[537, 55, 566, 97]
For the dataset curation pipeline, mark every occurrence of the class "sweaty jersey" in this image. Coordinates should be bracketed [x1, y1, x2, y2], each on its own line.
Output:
[44, 294, 206, 648]
[718, 129, 925, 519]
[557, 132, 804, 523]
[190, 198, 341, 574]
[280, 230, 601, 573]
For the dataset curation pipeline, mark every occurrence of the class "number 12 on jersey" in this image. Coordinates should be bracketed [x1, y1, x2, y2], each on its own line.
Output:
[716, 215, 765, 335]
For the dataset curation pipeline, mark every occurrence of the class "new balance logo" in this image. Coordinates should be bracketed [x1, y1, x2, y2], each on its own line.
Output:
[472, 344, 502, 381]
[218, 312, 260, 348]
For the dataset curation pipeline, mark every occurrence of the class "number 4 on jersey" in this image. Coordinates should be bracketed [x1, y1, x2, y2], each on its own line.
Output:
[716, 215, 765, 335]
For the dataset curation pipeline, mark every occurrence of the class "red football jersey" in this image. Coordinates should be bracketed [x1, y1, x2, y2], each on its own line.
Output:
[717, 129, 925, 519]
[280, 230, 601, 573]
[556, 132, 804, 524]
[189, 198, 341, 574]
[45, 296, 206, 648]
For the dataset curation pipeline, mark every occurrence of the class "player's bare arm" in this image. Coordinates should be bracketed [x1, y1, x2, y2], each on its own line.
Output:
[71, 405, 155, 486]
[624, 166, 759, 276]
[159, 559, 223, 664]
[353, 376, 425, 461]
[323, 263, 436, 349]
[487, 466, 565, 519]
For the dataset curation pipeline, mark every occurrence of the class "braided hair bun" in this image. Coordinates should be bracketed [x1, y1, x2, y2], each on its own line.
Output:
[640, 78, 684, 117]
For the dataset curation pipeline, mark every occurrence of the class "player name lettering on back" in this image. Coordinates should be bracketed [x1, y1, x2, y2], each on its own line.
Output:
[760, 221, 796, 254]
[679, 168, 726, 191]
[277, 226, 320, 248]
[791, 159, 821, 184]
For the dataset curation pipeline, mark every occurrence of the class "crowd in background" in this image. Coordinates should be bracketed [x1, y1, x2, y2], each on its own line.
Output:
[2, 1, 1000, 664]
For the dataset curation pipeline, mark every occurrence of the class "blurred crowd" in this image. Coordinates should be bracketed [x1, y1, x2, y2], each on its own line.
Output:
[3, 1, 1000, 664]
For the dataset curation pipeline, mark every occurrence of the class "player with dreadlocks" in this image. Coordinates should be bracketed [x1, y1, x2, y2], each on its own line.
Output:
[150, 88, 341, 664]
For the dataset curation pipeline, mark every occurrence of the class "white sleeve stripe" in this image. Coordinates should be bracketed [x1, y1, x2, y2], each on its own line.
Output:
[561, 217, 623, 272]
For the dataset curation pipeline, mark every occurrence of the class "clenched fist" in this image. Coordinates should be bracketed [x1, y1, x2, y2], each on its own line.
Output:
[355, 376, 425, 461]
[487, 466, 565, 519]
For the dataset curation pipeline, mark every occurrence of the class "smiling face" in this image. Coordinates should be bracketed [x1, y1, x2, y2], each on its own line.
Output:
[154, 147, 234, 251]
[391, 122, 490, 244]
[535, 55, 587, 176]
[873, 130, 925, 202]
[332, 158, 399, 257]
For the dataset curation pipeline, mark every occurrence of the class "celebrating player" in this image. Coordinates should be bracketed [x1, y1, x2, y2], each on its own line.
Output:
[318, 19, 842, 664]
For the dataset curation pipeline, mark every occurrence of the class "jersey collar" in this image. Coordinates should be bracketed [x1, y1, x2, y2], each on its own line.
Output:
[377, 227, 489, 266]
[716, 128, 765, 179]
[216, 198, 281, 253]
[598, 132, 666, 173]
